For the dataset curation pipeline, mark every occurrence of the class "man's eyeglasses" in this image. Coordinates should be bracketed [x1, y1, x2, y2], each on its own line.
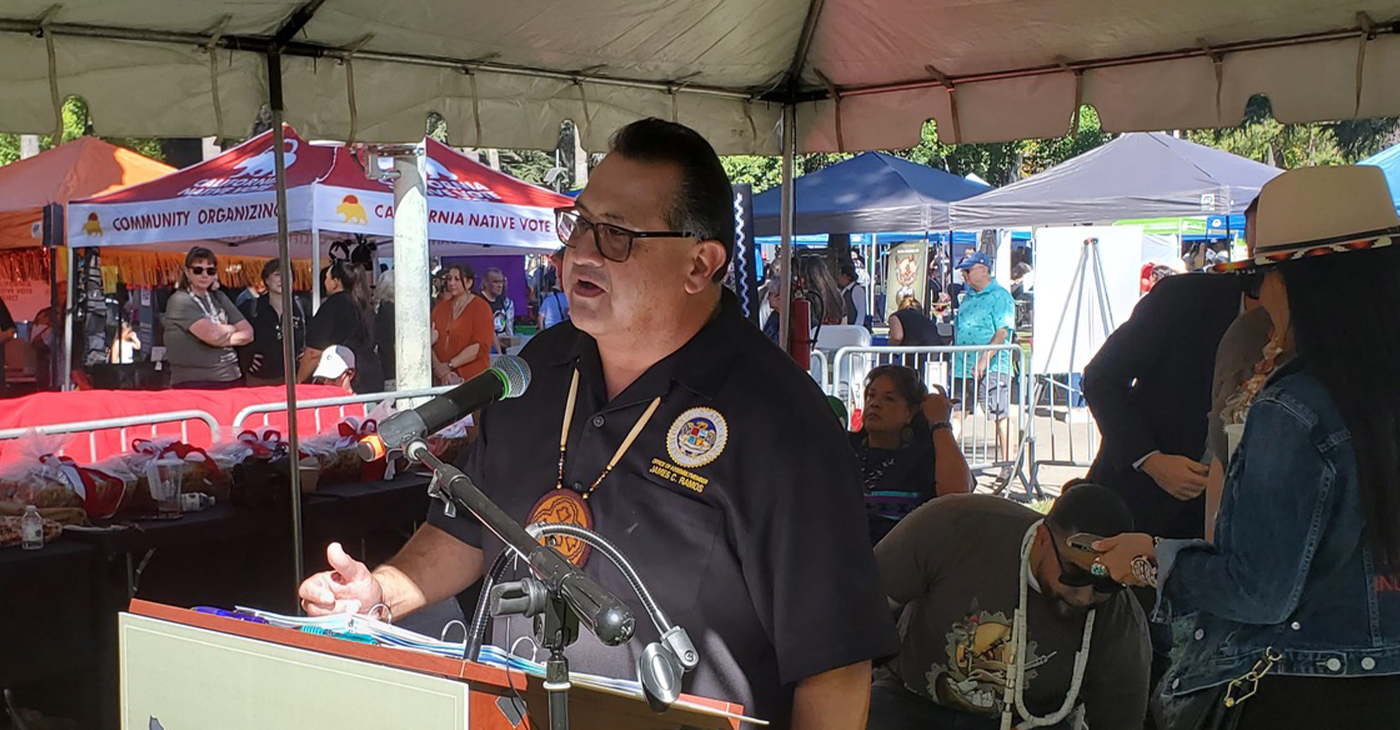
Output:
[1047, 527, 1124, 594]
[555, 206, 692, 263]
[188, 265, 217, 276]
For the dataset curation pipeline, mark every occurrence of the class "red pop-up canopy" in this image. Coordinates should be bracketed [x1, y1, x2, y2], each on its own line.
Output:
[67, 126, 349, 253]
[315, 138, 574, 252]
[70, 131, 572, 256]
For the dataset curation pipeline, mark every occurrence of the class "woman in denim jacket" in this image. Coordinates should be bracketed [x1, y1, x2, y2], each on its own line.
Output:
[1095, 166, 1400, 730]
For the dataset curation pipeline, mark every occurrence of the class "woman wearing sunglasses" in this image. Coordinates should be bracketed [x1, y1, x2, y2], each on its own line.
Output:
[162, 247, 252, 389]
[1094, 167, 1400, 730]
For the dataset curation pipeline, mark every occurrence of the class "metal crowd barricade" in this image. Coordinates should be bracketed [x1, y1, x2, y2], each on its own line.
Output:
[230, 386, 457, 435]
[831, 344, 1040, 498]
[808, 350, 831, 395]
[0, 410, 222, 464]
[1016, 372, 1099, 489]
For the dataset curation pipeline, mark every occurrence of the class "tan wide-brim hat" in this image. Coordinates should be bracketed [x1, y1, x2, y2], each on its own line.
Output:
[1209, 165, 1400, 273]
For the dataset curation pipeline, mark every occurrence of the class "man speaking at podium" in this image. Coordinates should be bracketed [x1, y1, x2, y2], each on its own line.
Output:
[300, 119, 898, 729]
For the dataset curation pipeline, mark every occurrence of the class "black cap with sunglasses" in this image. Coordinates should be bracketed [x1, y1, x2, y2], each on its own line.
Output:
[1045, 481, 1137, 593]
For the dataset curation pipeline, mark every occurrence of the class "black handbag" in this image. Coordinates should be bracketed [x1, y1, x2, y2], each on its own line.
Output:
[1154, 649, 1280, 730]
[230, 444, 294, 510]
[1154, 685, 1244, 730]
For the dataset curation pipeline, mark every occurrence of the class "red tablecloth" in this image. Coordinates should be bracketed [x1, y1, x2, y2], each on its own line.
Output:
[0, 385, 364, 464]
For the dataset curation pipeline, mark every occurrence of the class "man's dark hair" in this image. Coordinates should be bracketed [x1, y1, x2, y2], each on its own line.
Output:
[609, 118, 734, 281]
[1047, 482, 1135, 538]
[261, 258, 283, 281]
[839, 262, 858, 281]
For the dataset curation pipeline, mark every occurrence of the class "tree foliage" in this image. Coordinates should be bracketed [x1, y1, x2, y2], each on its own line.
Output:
[1188, 96, 1396, 169]
[723, 102, 1397, 194]
[0, 96, 165, 165]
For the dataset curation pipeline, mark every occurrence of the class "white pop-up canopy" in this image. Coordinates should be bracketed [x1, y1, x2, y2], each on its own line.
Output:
[948, 132, 1283, 230]
[2, 3, 1398, 153]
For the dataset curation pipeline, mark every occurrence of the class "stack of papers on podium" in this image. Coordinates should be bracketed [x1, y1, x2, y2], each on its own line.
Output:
[234, 606, 469, 658]
[233, 606, 766, 725]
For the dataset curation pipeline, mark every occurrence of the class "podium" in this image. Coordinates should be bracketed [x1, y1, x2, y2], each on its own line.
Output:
[120, 601, 747, 730]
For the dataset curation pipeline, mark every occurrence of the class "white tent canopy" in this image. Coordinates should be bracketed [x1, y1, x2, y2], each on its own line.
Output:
[2, 2, 1399, 153]
[949, 132, 1283, 230]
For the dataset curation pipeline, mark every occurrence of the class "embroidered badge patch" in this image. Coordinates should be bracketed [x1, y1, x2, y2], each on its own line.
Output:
[666, 407, 728, 468]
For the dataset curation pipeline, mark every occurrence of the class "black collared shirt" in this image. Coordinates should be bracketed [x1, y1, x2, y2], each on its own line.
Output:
[428, 289, 898, 727]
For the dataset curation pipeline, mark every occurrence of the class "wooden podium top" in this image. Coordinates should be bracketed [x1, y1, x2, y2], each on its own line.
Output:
[129, 600, 749, 730]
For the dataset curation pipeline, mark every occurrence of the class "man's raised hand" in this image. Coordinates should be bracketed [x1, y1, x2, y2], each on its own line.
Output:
[298, 542, 384, 616]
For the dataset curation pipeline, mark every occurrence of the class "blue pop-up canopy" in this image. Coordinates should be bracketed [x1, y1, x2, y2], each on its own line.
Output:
[753, 152, 991, 236]
[1360, 142, 1400, 212]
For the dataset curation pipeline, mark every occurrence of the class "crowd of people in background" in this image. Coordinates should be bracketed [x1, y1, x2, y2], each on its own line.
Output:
[135, 246, 573, 397]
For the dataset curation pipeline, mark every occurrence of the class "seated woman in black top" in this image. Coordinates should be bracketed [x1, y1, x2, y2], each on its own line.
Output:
[886, 295, 945, 347]
[851, 365, 972, 544]
[297, 261, 385, 394]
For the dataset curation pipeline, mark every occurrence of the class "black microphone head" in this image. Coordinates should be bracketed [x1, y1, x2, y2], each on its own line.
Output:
[594, 605, 635, 646]
[492, 355, 531, 399]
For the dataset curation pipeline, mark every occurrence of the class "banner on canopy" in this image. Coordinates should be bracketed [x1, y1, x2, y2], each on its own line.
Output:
[68, 129, 335, 247]
[70, 130, 572, 253]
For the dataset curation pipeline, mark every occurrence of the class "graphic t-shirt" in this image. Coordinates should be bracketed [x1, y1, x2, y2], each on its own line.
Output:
[487, 294, 515, 337]
[874, 495, 1151, 730]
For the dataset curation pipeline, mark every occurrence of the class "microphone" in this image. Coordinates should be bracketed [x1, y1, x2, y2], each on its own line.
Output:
[359, 355, 531, 460]
[420, 449, 637, 647]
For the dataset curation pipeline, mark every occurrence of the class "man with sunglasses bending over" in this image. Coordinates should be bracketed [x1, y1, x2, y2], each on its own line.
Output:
[299, 119, 897, 729]
[870, 485, 1150, 730]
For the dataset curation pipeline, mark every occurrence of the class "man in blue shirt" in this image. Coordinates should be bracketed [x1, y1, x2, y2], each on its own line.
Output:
[951, 252, 1017, 473]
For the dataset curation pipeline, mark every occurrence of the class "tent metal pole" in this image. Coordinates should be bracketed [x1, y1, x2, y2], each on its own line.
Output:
[311, 223, 322, 310]
[392, 145, 432, 396]
[46, 207, 58, 391]
[63, 243, 75, 391]
[267, 49, 306, 597]
[778, 103, 796, 354]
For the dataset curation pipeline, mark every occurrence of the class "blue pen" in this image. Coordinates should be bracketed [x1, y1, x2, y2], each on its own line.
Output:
[193, 606, 270, 624]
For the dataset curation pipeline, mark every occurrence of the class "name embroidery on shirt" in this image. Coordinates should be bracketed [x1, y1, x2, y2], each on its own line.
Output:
[648, 458, 709, 494]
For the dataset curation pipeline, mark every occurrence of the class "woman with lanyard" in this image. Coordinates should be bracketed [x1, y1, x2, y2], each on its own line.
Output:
[241, 258, 306, 385]
[852, 365, 972, 543]
[162, 247, 252, 389]
[1093, 167, 1400, 730]
[431, 264, 493, 384]
[299, 261, 384, 393]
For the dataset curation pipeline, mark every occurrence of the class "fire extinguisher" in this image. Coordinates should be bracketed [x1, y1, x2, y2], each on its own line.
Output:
[789, 296, 812, 367]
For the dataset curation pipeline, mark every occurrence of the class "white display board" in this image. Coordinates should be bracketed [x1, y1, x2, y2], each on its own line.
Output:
[119, 613, 471, 730]
[1031, 226, 1144, 374]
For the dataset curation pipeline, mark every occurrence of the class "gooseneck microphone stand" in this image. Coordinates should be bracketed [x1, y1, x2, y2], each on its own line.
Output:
[474, 523, 700, 712]
[401, 438, 636, 730]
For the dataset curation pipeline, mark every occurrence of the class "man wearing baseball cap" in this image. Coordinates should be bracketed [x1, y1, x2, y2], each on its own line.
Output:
[951, 251, 1017, 480]
[311, 344, 356, 392]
